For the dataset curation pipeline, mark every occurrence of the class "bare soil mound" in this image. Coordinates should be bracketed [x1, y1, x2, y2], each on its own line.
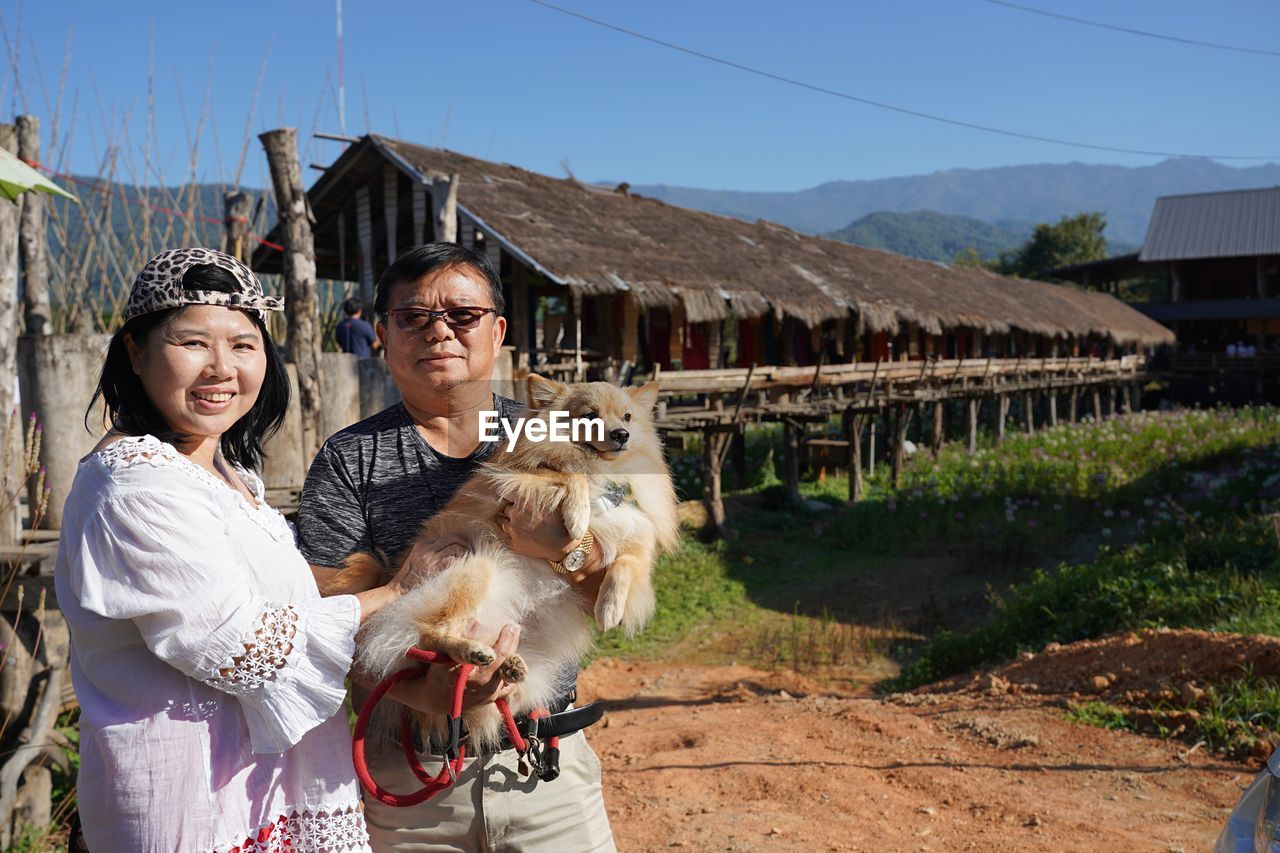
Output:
[580, 655, 1249, 851]
[933, 627, 1280, 702]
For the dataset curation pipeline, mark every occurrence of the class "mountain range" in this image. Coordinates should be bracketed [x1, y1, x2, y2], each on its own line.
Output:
[628, 158, 1280, 247]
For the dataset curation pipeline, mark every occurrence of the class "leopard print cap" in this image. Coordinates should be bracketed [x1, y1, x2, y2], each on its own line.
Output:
[125, 247, 285, 322]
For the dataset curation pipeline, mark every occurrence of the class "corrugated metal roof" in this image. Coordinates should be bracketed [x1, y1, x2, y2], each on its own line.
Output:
[1140, 187, 1280, 262]
[1135, 297, 1280, 323]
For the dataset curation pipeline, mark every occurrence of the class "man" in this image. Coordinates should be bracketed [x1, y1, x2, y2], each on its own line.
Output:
[297, 243, 615, 851]
[335, 297, 381, 356]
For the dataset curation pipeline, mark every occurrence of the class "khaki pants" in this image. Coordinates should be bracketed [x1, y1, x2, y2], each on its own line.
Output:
[363, 731, 616, 852]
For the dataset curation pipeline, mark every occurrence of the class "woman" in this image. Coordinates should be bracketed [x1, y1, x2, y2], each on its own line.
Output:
[55, 248, 428, 851]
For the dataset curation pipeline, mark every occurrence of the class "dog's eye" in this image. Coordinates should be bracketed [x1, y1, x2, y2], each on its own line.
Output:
[623, 413, 632, 423]
[583, 411, 598, 421]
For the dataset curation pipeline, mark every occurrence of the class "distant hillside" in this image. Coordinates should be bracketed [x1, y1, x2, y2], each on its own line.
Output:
[629, 158, 1280, 246]
[824, 210, 1034, 262]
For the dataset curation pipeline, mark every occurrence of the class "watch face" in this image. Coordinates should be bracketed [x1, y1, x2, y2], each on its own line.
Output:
[563, 549, 587, 571]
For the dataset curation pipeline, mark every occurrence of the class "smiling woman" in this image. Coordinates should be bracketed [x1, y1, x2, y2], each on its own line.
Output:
[52, 248, 456, 852]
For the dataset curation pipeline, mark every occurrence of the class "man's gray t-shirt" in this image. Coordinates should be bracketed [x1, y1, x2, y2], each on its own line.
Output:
[296, 396, 526, 569]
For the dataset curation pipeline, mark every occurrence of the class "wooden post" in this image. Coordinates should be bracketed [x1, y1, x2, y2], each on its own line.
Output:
[1092, 388, 1103, 421]
[259, 128, 323, 463]
[966, 397, 978, 457]
[1108, 386, 1117, 417]
[995, 395, 1009, 444]
[931, 400, 944, 457]
[430, 172, 459, 243]
[1048, 392, 1058, 427]
[222, 190, 253, 262]
[868, 413, 876, 478]
[783, 418, 802, 504]
[1069, 388, 1079, 423]
[1023, 392, 1034, 434]
[844, 409, 865, 503]
[702, 430, 730, 538]
[891, 406, 911, 488]
[355, 187, 375, 308]
[0, 125, 19, 545]
[1121, 384, 1132, 413]
[412, 182, 428, 245]
[384, 164, 399, 263]
[16, 116, 50, 336]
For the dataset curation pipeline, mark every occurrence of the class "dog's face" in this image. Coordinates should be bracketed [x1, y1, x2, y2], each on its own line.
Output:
[526, 375, 661, 461]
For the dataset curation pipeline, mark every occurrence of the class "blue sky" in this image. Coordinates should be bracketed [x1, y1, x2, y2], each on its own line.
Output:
[6, 0, 1278, 192]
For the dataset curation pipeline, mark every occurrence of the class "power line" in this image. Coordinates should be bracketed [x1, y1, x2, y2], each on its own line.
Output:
[980, 0, 1280, 59]
[526, 0, 1280, 161]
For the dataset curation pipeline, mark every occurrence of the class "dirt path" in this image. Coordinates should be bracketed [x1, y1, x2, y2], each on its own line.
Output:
[579, 653, 1250, 851]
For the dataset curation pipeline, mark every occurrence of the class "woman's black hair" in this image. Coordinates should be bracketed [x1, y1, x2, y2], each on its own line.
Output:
[87, 263, 290, 470]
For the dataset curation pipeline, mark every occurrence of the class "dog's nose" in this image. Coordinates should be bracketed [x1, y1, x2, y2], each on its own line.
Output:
[610, 428, 630, 445]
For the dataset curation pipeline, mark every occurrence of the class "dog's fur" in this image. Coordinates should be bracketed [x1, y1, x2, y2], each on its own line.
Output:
[326, 374, 679, 749]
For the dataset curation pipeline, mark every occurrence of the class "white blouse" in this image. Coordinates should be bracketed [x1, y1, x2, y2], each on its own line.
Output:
[54, 435, 372, 852]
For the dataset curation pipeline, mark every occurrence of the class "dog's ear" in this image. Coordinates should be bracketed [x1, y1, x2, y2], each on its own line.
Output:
[527, 374, 566, 409]
[627, 381, 660, 413]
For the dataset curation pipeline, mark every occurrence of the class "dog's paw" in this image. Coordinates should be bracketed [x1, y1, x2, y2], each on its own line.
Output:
[499, 654, 528, 683]
[454, 640, 496, 666]
[594, 585, 628, 632]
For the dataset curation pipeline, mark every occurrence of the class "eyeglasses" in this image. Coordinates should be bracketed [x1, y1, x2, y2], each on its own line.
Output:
[385, 306, 499, 332]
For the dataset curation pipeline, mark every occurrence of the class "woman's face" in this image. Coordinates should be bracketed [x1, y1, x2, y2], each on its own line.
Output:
[125, 305, 268, 444]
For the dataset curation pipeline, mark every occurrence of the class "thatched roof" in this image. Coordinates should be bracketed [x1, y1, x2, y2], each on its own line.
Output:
[253, 134, 1173, 347]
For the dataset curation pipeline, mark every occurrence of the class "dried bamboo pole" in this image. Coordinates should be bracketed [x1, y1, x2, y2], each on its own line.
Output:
[260, 127, 322, 462]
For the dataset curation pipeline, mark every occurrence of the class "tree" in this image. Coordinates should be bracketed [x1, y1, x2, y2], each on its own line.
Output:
[951, 247, 994, 270]
[996, 212, 1108, 281]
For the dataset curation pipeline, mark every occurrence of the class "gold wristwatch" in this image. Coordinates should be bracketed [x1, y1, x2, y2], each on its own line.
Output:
[549, 530, 595, 575]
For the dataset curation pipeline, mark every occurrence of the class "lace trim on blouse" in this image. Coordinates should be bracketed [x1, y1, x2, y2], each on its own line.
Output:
[93, 435, 291, 541]
[205, 603, 300, 694]
[215, 803, 369, 853]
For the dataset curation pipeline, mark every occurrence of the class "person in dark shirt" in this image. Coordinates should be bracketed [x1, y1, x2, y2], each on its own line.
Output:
[298, 244, 615, 851]
[334, 298, 380, 356]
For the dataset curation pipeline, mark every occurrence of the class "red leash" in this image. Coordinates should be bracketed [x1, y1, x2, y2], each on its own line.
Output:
[352, 648, 474, 807]
[352, 647, 560, 807]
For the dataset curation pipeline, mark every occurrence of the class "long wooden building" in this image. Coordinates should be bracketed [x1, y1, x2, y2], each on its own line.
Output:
[252, 134, 1172, 379]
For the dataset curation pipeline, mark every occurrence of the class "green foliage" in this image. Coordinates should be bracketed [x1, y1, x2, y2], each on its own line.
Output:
[1067, 700, 1135, 732]
[594, 538, 747, 658]
[883, 407, 1280, 691]
[996, 212, 1109, 280]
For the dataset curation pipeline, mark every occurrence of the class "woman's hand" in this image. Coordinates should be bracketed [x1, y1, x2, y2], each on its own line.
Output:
[388, 536, 471, 593]
[390, 623, 522, 714]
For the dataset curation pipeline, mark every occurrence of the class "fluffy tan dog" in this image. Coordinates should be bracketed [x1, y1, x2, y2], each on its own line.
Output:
[329, 374, 679, 749]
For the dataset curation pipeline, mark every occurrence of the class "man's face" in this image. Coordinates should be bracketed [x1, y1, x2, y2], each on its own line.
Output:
[376, 264, 507, 401]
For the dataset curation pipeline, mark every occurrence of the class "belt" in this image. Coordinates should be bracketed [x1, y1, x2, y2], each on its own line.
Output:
[407, 690, 605, 756]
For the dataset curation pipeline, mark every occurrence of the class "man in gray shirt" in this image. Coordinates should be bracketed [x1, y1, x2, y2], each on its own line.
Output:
[298, 243, 615, 851]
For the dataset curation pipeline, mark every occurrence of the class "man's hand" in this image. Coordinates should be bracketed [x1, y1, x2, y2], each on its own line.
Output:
[496, 498, 607, 606]
[390, 622, 522, 715]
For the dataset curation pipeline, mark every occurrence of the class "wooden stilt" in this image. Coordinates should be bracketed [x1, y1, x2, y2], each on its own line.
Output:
[931, 400, 944, 457]
[868, 415, 877, 478]
[891, 407, 912, 488]
[783, 419, 802, 504]
[843, 409, 865, 503]
[1023, 392, 1034, 434]
[702, 430, 730, 537]
[1092, 388, 1103, 421]
[1048, 393, 1058, 427]
[995, 395, 1009, 444]
[1070, 389, 1079, 423]
[967, 397, 978, 456]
